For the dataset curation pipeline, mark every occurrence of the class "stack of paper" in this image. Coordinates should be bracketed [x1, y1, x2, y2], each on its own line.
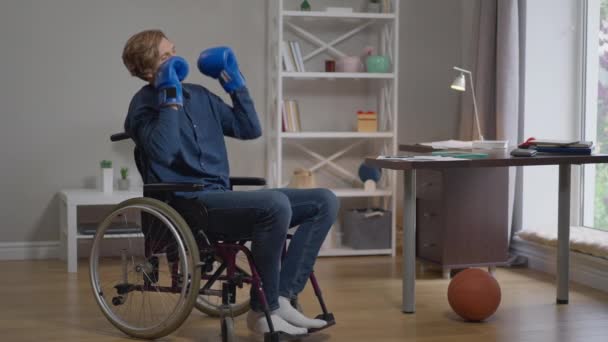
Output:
[418, 140, 473, 150]
[377, 155, 463, 161]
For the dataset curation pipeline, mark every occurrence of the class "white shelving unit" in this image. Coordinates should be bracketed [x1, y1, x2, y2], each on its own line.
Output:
[267, 0, 399, 257]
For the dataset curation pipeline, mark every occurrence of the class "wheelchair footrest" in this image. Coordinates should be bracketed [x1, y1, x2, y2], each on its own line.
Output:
[308, 312, 336, 333]
[264, 331, 309, 342]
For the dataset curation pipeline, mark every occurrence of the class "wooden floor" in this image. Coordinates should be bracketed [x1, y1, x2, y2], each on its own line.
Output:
[1, 257, 608, 342]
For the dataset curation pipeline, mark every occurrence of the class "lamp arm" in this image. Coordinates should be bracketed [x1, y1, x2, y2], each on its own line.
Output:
[467, 72, 484, 141]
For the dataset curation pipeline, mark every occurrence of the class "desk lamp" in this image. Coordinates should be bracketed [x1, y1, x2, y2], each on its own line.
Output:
[451, 66, 508, 149]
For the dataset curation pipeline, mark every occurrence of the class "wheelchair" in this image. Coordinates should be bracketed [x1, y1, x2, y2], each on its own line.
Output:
[89, 132, 335, 342]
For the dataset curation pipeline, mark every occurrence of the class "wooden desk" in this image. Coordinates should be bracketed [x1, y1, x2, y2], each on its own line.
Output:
[365, 149, 608, 313]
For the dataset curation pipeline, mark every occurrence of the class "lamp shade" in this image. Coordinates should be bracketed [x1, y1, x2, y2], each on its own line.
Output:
[451, 73, 466, 91]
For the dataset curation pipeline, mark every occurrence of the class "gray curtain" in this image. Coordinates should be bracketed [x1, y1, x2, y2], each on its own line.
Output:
[458, 0, 525, 240]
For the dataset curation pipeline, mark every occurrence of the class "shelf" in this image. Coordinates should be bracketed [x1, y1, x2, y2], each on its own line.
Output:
[77, 222, 143, 239]
[281, 132, 393, 139]
[282, 71, 395, 80]
[319, 247, 392, 257]
[77, 233, 144, 239]
[330, 188, 392, 198]
[282, 10, 396, 20]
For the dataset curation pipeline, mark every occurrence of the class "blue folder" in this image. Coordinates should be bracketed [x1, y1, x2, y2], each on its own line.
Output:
[534, 146, 592, 155]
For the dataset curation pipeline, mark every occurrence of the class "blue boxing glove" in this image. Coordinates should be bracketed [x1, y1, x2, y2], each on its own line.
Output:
[154, 56, 189, 107]
[197, 46, 246, 93]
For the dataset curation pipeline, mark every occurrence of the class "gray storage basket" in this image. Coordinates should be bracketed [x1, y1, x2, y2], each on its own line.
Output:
[343, 208, 391, 249]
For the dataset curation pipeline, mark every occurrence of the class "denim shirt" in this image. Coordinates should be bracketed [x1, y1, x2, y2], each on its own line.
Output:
[124, 83, 262, 193]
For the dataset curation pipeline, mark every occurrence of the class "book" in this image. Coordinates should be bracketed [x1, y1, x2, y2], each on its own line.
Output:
[281, 99, 302, 132]
[293, 41, 306, 72]
[281, 41, 295, 72]
[524, 138, 594, 148]
[534, 146, 592, 155]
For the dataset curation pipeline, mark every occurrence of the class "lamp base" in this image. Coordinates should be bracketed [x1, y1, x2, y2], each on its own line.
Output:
[472, 140, 509, 150]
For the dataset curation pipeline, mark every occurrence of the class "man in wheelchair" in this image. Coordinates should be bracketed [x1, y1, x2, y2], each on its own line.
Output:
[121, 30, 338, 336]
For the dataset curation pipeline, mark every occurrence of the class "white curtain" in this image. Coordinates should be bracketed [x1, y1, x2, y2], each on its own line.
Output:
[458, 0, 525, 240]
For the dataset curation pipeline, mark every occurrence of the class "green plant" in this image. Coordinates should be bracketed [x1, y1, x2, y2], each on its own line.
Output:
[100, 160, 112, 169]
[300, 0, 311, 11]
[120, 167, 129, 180]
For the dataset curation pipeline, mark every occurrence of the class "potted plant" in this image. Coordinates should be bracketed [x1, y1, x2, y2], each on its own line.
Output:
[300, 0, 311, 11]
[118, 167, 130, 190]
[99, 160, 113, 193]
[367, 0, 381, 13]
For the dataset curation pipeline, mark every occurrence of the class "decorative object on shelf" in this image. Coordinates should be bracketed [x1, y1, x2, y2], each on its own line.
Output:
[357, 110, 378, 132]
[366, 0, 382, 13]
[118, 167, 130, 190]
[325, 60, 336, 72]
[381, 0, 392, 13]
[358, 162, 382, 191]
[366, 55, 391, 73]
[450, 66, 508, 149]
[288, 168, 316, 189]
[336, 56, 363, 72]
[99, 160, 113, 193]
[300, 0, 311, 11]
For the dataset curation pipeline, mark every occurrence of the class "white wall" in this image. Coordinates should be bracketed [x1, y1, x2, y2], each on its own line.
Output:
[0, 0, 268, 243]
[399, 0, 464, 144]
[0, 0, 463, 249]
[521, 0, 583, 233]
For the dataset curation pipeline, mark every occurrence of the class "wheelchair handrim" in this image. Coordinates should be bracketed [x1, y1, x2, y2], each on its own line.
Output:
[89, 203, 194, 335]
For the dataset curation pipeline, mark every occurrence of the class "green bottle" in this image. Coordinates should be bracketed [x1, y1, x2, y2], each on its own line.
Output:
[300, 0, 311, 11]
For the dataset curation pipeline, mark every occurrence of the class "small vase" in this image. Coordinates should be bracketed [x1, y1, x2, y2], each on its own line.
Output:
[367, 2, 381, 13]
[100, 168, 113, 193]
[117, 178, 130, 191]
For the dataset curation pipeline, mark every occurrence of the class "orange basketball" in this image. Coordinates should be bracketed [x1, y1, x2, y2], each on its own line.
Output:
[447, 268, 501, 321]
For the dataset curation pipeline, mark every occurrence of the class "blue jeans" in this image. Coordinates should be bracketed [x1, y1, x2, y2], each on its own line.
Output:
[194, 188, 339, 311]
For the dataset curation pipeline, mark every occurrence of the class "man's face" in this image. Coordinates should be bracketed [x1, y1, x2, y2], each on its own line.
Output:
[148, 37, 176, 82]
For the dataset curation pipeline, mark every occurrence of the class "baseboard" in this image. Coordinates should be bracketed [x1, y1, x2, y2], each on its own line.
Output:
[511, 236, 608, 293]
[0, 241, 60, 260]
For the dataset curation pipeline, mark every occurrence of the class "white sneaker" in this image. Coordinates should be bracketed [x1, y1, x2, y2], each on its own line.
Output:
[246, 310, 308, 336]
[274, 296, 327, 329]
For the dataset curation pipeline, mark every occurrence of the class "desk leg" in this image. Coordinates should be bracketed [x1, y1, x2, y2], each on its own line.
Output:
[67, 204, 78, 273]
[402, 170, 416, 313]
[557, 164, 570, 304]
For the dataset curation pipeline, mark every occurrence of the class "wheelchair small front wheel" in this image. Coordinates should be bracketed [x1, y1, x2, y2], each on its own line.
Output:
[89, 197, 201, 340]
[221, 316, 236, 342]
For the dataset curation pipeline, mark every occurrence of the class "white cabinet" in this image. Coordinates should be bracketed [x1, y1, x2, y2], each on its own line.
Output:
[267, 0, 400, 256]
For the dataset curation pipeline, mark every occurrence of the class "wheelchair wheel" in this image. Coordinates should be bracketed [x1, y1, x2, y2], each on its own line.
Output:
[89, 197, 201, 340]
[195, 249, 252, 317]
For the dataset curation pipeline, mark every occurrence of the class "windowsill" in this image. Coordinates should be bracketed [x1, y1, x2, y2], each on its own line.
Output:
[515, 227, 608, 259]
[511, 235, 608, 293]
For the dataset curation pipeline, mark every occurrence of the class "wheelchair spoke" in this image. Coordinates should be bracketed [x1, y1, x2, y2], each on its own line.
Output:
[90, 200, 201, 339]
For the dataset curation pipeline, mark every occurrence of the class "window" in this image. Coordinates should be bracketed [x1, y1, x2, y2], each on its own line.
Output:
[583, 0, 608, 231]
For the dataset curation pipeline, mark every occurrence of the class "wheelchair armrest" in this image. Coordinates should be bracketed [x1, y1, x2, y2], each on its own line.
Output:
[110, 132, 131, 142]
[229, 177, 267, 187]
[144, 182, 204, 193]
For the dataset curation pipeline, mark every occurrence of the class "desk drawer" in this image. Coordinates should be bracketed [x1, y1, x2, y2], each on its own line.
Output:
[416, 170, 442, 200]
[416, 199, 444, 263]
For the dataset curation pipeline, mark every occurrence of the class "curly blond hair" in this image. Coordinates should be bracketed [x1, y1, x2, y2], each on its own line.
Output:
[122, 30, 167, 81]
